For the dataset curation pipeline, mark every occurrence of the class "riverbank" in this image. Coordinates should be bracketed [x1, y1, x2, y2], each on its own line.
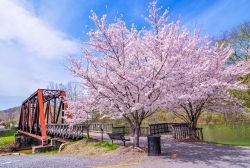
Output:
[0, 129, 16, 152]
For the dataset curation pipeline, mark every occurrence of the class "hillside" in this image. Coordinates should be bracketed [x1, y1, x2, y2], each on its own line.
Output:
[0, 106, 20, 121]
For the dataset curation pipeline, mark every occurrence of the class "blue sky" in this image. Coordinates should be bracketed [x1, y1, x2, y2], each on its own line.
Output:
[0, 0, 250, 110]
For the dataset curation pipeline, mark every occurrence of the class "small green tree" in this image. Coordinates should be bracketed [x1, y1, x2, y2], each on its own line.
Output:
[217, 21, 250, 64]
[217, 22, 250, 120]
[231, 75, 250, 108]
[4, 120, 16, 129]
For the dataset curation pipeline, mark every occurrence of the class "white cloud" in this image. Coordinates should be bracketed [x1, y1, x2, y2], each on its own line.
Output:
[0, 0, 81, 107]
[0, 41, 74, 96]
[0, 0, 80, 59]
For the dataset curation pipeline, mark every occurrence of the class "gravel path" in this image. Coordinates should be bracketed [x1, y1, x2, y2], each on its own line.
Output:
[1, 133, 250, 168]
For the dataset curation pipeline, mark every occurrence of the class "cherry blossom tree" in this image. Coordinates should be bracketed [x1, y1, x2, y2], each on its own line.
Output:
[159, 35, 250, 139]
[67, 1, 184, 146]
[66, 94, 98, 139]
[67, 1, 250, 145]
[143, 3, 250, 139]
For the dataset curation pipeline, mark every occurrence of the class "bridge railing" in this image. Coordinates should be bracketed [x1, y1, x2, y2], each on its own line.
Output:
[46, 123, 116, 139]
[46, 124, 88, 139]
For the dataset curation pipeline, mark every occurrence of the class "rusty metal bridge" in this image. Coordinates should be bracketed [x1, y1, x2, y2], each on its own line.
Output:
[17, 89, 77, 146]
[16, 89, 115, 147]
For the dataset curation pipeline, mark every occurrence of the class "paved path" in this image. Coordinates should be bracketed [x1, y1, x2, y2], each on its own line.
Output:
[91, 132, 250, 168]
[1, 133, 250, 168]
[0, 155, 106, 168]
[159, 139, 250, 168]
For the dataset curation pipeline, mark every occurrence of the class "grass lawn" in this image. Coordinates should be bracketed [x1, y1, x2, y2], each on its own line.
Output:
[58, 138, 120, 157]
[93, 141, 119, 151]
[0, 129, 16, 150]
[39, 137, 119, 156]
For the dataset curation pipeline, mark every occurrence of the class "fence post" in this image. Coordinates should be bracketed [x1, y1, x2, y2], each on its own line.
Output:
[101, 128, 104, 142]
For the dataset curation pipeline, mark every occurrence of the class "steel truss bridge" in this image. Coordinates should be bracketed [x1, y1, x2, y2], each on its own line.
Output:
[17, 89, 114, 146]
[18, 89, 76, 145]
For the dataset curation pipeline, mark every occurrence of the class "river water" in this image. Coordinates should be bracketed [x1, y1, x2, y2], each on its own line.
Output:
[202, 124, 250, 146]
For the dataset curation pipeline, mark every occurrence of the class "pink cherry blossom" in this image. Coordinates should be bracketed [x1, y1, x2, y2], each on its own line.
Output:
[67, 1, 250, 145]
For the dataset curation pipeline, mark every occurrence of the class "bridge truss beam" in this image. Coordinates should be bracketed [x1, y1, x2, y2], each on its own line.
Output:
[18, 89, 67, 145]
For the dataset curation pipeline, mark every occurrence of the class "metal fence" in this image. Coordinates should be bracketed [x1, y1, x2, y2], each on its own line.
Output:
[89, 123, 113, 132]
[148, 122, 203, 140]
[149, 123, 171, 135]
[46, 122, 203, 140]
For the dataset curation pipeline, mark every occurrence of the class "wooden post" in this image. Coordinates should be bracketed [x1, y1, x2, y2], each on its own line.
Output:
[101, 128, 104, 142]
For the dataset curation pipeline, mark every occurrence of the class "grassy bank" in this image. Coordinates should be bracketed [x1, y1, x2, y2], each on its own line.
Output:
[59, 138, 120, 157]
[0, 129, 16, 150]
[93, 141, 119, 151]
[39, 141, 119, 157]
[202, 124, 250, 146]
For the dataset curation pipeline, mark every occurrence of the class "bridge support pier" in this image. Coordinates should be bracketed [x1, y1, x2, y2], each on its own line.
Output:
[51, 138, 67, 148]
[32, 145, 58, 153]
[31, 138, 68, 153]
[14, 133, 41, 150]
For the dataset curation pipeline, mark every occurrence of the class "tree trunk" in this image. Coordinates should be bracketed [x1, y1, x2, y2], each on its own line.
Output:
[189, 116, 198, 140]
[87, 129, 90, 139]
[123, 114, 142, 147]
[130, 126, 135, 136]
[133, 124, 141, 147]
[180, 102, 205, 141]
[86, 125, 90, 139]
